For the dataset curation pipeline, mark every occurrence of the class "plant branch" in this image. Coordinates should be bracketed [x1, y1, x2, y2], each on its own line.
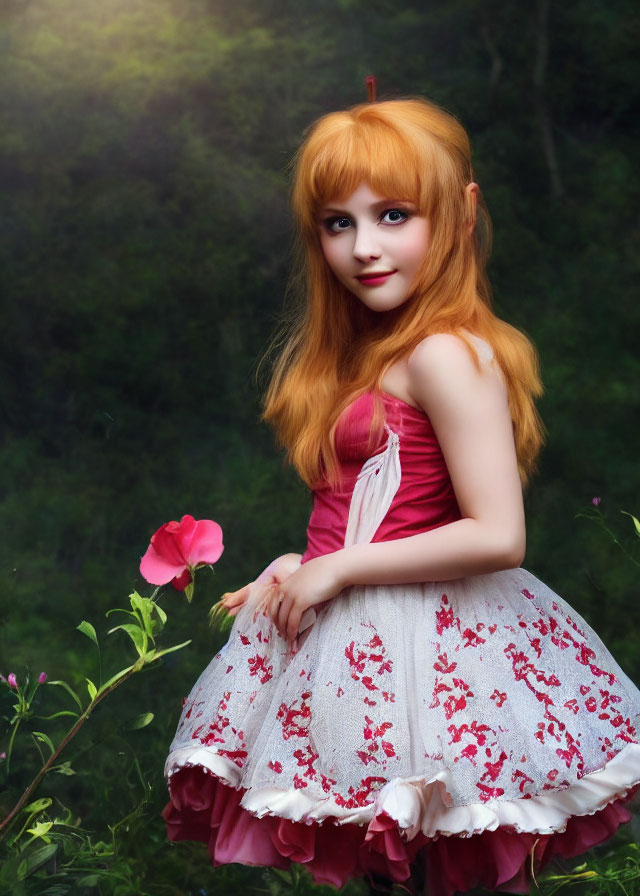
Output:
[5, 717, 21, 776]
[0, 661, 140, 839]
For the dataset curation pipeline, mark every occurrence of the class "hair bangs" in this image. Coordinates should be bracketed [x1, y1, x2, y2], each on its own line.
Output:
[296, 113, 425, 232]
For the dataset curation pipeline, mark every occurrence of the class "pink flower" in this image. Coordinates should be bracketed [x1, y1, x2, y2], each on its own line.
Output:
[592, 497, 601, 506]
[140, 515, 223, 591]
[38, 672, 47, 684]
[7, 673, 17, 689]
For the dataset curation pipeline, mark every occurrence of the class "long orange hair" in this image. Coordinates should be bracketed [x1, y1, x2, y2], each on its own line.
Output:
[263, 97, 543, 487]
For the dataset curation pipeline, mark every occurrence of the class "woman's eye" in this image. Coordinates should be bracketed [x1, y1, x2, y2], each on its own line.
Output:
[326, 217, 352, 233]
[381, 208, 409, 224]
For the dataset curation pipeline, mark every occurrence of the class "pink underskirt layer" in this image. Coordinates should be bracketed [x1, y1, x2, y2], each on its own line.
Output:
[163, 767, 635, 896]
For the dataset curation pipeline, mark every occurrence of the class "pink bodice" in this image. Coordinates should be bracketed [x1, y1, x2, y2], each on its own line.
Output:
[301, 392, 461, 563]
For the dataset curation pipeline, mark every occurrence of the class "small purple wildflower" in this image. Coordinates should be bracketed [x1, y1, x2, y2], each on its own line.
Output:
[0, 752, 6, 761]
[38, 672, 47, 685]
[7, 673, 17, 689]
[592, 497, 601, 507]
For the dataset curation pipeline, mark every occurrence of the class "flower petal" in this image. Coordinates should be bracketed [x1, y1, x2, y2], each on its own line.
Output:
[171, 569, 193, 591]
[151, 520, 190, 566]
[171, 514, 197, 556]
[182, 519, 224, 567]
[139, 516, 223, 586]
[140, 543, 187, 586]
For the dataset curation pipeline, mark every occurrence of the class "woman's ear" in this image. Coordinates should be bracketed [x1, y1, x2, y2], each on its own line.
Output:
[466, 182, 478, 235]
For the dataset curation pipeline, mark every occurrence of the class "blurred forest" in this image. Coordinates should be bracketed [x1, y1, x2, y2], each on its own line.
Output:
[0, 0, 639, 893]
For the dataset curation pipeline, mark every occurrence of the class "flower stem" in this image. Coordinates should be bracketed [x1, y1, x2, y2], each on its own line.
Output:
[0, 664, 138, 839]
[5, 718, 21, 776]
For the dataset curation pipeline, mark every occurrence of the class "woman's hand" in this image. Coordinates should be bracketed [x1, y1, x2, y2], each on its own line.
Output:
[271, 552, 346, 643]
[220, 552, 302, 617]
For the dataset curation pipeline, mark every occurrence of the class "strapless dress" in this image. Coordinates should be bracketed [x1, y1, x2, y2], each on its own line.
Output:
[163, 391, 640, 895]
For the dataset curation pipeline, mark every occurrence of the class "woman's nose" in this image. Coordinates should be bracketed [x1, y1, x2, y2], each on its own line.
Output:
[352, 224, 382, 262]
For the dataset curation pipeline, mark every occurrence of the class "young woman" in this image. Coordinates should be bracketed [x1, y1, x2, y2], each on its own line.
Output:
[163, 97, 640, 895]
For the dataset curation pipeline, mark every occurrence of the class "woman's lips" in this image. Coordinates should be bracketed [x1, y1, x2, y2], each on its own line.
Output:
[356, 270, 396, 286]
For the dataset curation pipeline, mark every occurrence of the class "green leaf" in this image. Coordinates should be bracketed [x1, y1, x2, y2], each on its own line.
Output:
[153, 602, 167, 625]
[86, 678, 97, 701]
[76, 620, 98, 646]
[130, 591, 155, 636]
[53, 761, 75, 775]
[24, 798, 52, 814]
[184, 580, 194, 603]
[108, 622, 146, 655]
[27, 820, 53, 839]
[32, 731, 56, 756]
[147, 640, 191, 662]
[128, 711, 154, 730]
[96, 665, 134, 696]
[17, 842, 58, 879]
[46, 680, 82, 711]
[105, 607, 137, 619]
[35, 710, 80, 720]
[621, 511, 640, 537]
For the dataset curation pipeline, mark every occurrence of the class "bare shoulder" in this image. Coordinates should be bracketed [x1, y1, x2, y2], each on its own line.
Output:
[408, 333, 479, 375]
[407, 334, 507, 415]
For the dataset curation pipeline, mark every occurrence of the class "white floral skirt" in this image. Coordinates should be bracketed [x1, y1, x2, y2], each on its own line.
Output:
[164, 429, 640, 894]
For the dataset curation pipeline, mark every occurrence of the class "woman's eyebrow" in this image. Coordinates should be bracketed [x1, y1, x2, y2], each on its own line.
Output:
[319, 198, 414, 215]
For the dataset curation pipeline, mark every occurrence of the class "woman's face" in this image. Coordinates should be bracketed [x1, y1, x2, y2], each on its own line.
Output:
[318, 182, 429, 313]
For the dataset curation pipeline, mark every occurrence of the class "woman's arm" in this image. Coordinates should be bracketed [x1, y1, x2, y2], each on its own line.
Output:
[336, 334, 525, 582]
[274, 334, 526, 641]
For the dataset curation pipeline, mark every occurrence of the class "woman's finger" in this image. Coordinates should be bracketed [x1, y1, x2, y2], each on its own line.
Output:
[227, 604, 243, 617]
[271, 589, 284, 627]
[285, 606, 302, 644]
[276, 592, 303, 644]
[273, 590, 285, 634]
[222, 584, 251, 609]
[276, 592, 294, 640]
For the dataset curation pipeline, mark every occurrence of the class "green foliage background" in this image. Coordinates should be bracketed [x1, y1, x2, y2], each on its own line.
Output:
[0, 0, 638, 893]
